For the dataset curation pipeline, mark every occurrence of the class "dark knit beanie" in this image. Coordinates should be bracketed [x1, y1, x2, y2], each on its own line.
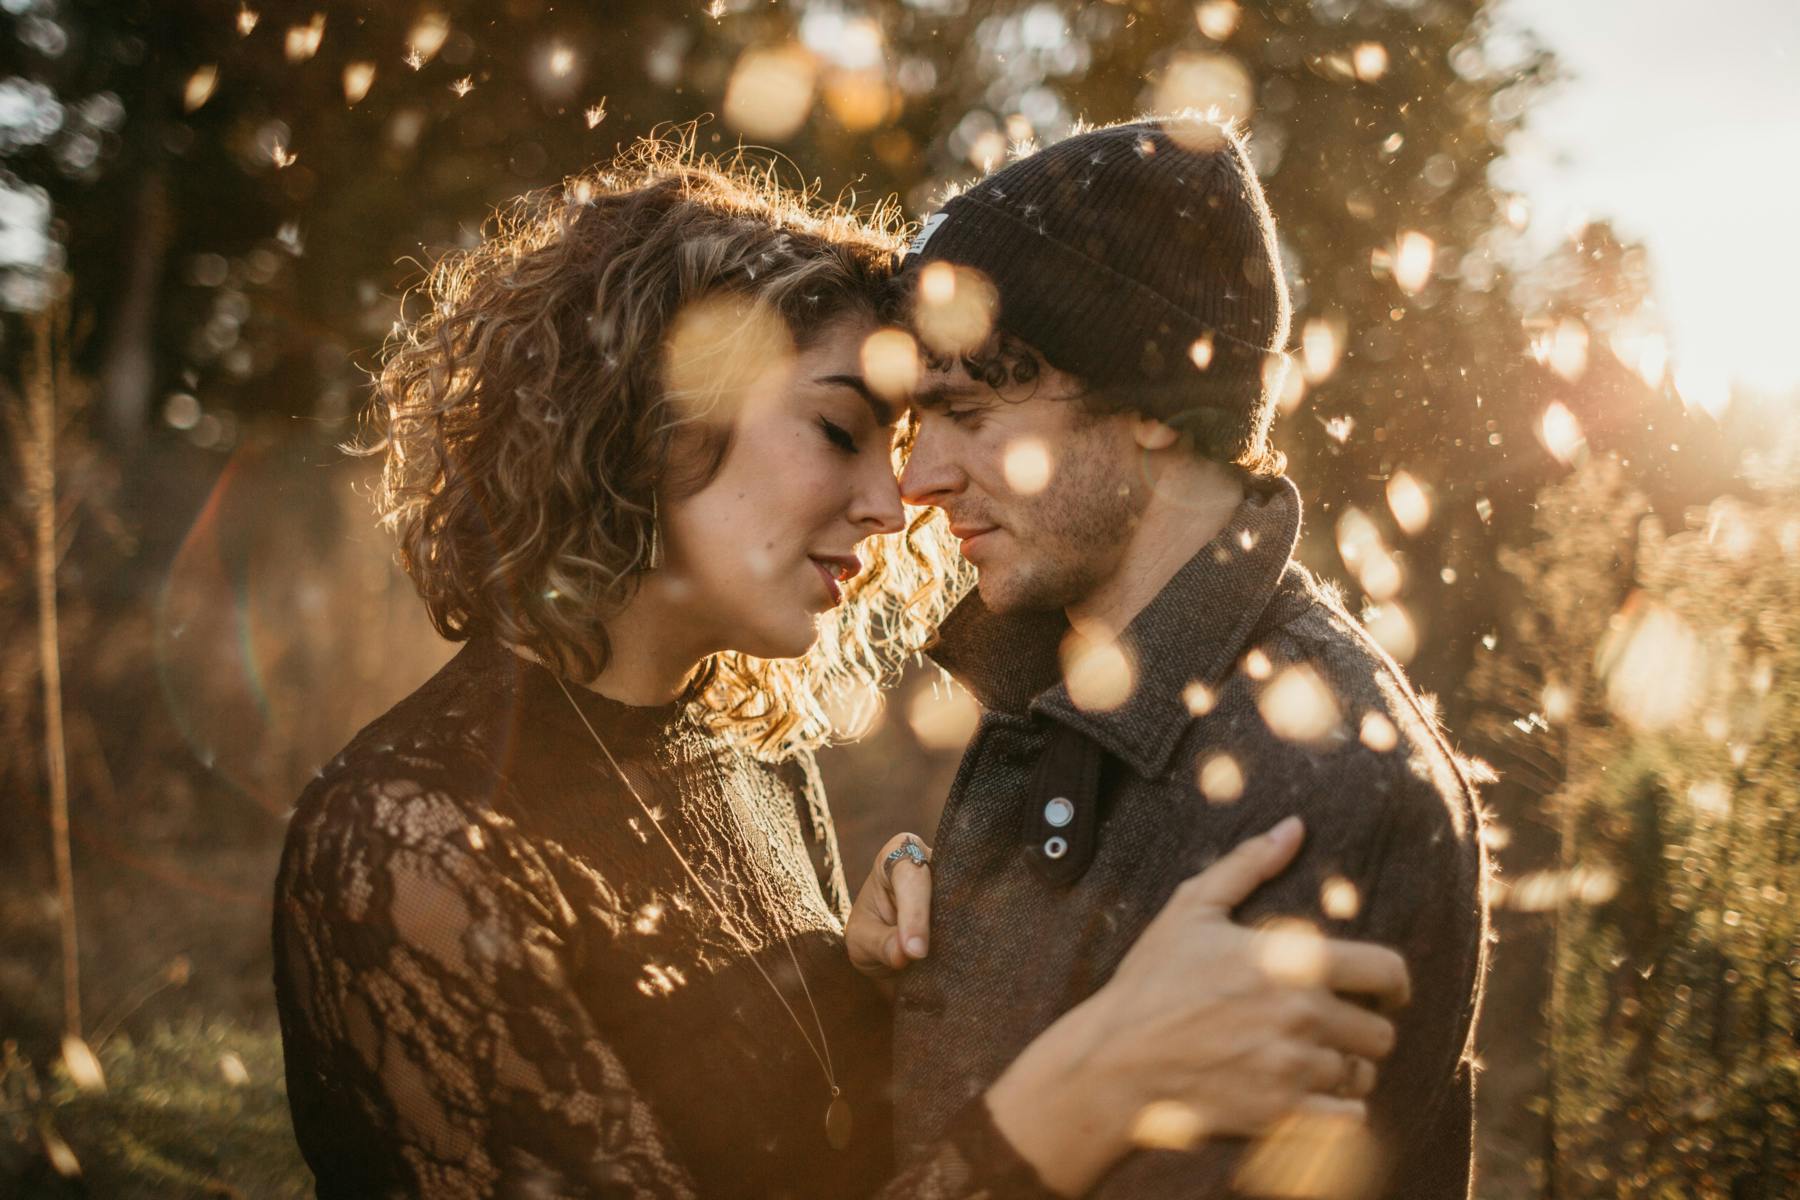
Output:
[899, 115, 1292, 467]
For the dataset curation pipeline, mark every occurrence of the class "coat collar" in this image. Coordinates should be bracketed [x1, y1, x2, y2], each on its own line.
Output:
[926, 473, 1305, 778]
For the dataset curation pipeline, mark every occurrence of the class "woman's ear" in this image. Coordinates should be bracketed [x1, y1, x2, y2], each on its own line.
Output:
[1131, 415, 1181, 451]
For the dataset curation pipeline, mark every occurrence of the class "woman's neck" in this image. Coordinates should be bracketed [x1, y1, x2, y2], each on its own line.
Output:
[509, 577, 716, 706]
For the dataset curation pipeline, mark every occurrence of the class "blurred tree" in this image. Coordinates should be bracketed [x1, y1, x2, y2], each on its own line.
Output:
[1467, 439, 1800, 1198]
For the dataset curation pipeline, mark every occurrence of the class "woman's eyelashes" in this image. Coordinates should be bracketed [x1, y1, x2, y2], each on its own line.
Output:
[818, 415, 859, 453]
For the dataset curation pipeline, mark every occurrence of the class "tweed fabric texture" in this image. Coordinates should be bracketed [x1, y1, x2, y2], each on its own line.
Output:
[900, 117, 1292, 457]
[898, 476, 1490, 1199]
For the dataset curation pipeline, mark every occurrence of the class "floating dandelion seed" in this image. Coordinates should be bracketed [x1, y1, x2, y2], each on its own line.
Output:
[1182, 681, 1216, 716]
[1194, 0, 1241, 41]
[1198, 753, 1245, 803]
[1547, 318, 1589, 381]
[1236, 1108, 1380, 1198]
[1386, 470, 1431, 536]
[1359, 711, 1398, 751]
[1474, 496, 1493, 523]
[343, 61, 376, 105]
[407, 12, 451, 66]
[1392, 230, 1434, 295]
[184, 65, 218, 113]
[285, 13, 325, 63]
[219, 1052, 250, 1086]
[585, 99, 608, 128]
[1363, 603, 1418, 662]
[1003, 438, 1053, 495]
[1255, 918, 1328, 986]
[41, 1124, 80, 1177]
[1541, 682, 1574, 723]
[1381, 131, 1404, 154]
[1353, 42, 1389, 81]
[1242, 648, 1273, 680]
[1300, 315, 1344, 383]
[236, 4, 259, 37]
[548, 44, 576, 77]
[907, 685, 980, 751]
[1132, 1100, 1207, 1150]
[62, 1036, 106, 1092]
[271, 141, 298, 169]
[466, 824, 485, 851]
[914, 263, 997, 358]
[634, 902, 665, 935]
[860, 328, 919, 401]
[1321, 876, 1361, 920]
[1597, 595, 1709, 731]
[1505, 195, 1531, 228]
[1336, 508, 1401, 600]
[1321, 414, 1355, 443]
[1154, 52, 1254, 128]
[1674, 359, 1732, 420]
[722, 43, 816, 140]
[1539, 401, 1585, 465]
[1188, 334, 1215, 370]
[705, 0, 728, 18]
[1061, 630, 1136, 713]
[1259, 665, 1342, 744]
[450, 75, 474, 97]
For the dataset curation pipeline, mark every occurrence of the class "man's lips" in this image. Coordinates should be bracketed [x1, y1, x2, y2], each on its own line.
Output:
[949, 524, 999, 554]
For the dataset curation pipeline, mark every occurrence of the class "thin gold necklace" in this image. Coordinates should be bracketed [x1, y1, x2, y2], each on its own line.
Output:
[553, 676, 853, 1151]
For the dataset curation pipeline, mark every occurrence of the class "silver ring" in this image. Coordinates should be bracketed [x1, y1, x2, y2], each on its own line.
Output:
[882, 839, 930, 881]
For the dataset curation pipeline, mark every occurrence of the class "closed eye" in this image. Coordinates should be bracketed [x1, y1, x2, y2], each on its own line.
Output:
[819, 416, 858, 453]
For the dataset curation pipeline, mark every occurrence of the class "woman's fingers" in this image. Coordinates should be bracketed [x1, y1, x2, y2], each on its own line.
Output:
[1178, 816, 1305, 914]
[1287, 1043, 1378, 1100]
[1322, 941, 1412, 1013]
[1309, 993, 1399, 1061]
[889, 848, 932, 961]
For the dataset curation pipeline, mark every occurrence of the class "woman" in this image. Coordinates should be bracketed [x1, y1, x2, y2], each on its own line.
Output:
[272, 135, 1403, 1198]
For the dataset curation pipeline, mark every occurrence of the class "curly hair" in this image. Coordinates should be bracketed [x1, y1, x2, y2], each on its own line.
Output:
[355, 131, 968, 757]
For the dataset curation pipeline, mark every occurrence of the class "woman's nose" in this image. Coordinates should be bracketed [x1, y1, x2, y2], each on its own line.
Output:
[853, 468, 906, 535]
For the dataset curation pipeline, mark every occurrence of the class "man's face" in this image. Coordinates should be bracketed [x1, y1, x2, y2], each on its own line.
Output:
[898, 343, 1147, 614]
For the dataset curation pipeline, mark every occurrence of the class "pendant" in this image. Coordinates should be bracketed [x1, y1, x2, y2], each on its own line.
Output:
[825, 1092, 854, 1151]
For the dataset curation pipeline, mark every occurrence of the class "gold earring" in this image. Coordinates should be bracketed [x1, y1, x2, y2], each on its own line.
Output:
[647, 494, 664, 571]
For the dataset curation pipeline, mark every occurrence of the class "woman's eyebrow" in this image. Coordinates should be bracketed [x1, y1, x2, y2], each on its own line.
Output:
[816, 373, 895, 425]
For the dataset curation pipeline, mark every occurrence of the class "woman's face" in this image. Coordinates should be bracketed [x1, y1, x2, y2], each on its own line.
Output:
[654, 312, 905, 660]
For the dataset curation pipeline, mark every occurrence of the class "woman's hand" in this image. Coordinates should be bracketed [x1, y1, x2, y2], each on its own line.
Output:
[985, 816, 1412, 1197]
[847, 832, 933, 977]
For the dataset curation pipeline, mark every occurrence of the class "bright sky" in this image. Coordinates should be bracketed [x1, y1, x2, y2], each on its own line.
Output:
[1493, 0, 1800, 400]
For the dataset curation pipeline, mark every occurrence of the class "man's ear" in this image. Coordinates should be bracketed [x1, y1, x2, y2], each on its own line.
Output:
[1131, 415, 1181, 451]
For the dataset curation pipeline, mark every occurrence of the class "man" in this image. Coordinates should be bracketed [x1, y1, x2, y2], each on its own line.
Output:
[888, 116, 1489, 1197]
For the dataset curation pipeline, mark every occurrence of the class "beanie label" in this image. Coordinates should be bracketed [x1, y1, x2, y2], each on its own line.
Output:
[905, 211, 949, 258]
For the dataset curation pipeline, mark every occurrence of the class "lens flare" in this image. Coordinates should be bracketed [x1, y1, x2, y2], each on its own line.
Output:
[184, 66, 218, 113]
[1061, 630, 1136, 712]
[1392, 230, 1434, 295]
[861, 328, 920, 401]
[724, 44, 817, 140]
[907, 684, 980, 751]
[914, 264, 997, 358]
[1385, 470, 1431, 536]
[1258, 665, 1342, 744]
[1003, 438, 1053, 495]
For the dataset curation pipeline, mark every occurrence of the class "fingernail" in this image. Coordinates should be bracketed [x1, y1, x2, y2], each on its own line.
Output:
[906, 936, 928, 958]
[1268, 815, 1302, 844]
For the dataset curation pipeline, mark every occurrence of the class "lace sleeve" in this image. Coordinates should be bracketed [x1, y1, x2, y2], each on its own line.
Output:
[275, 773, 699, 1198]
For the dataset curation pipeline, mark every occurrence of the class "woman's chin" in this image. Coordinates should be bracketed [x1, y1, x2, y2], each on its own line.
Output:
[727, 617, 823, 662]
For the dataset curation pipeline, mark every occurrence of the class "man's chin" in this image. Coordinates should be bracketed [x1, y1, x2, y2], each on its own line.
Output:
[974, 567, 1062, 616]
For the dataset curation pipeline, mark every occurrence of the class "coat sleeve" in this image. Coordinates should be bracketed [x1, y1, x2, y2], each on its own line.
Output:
[273, 772, 701, 1198]
[1093, 737, 1486, 1199]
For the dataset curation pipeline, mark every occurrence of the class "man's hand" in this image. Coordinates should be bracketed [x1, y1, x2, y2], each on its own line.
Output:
[847, 832, 933, 977]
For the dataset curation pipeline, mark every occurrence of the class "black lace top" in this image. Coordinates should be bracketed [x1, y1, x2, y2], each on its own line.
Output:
[272, 635, 1046, 1198]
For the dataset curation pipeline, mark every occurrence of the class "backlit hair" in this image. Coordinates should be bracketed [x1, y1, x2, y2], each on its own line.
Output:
[356, 130, 967, 755]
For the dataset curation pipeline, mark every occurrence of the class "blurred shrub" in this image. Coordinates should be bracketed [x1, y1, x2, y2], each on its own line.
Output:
[1, 1018, 307, 1198]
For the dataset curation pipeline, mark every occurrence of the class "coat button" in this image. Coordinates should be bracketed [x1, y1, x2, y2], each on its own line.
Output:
[1043, 836, 1069, 859]
[1043, 797, 1074, 827]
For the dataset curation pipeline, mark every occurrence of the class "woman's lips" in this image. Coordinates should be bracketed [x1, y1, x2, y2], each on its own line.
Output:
[812, 558, 842, 605]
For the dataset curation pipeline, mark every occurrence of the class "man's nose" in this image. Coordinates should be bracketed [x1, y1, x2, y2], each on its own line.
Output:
[899, 419, 962, 508]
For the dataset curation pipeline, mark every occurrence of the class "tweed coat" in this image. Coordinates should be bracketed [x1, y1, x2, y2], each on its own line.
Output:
[895, 474, 1489, 1199]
